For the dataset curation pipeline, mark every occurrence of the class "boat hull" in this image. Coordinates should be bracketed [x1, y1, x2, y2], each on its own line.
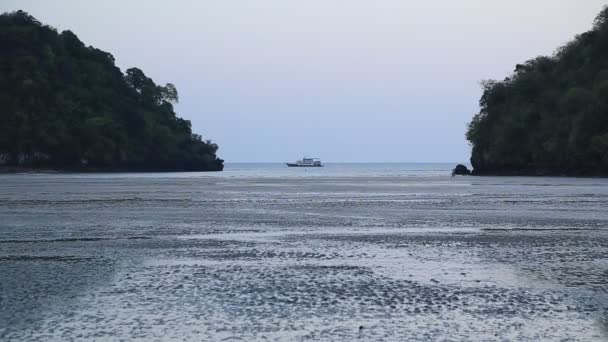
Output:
[286, 163, 323, 167]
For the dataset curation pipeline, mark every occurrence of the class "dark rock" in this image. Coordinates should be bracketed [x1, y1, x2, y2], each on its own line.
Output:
[453, 164, 471, 176]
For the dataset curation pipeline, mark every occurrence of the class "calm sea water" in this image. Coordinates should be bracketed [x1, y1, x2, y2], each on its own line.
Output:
[25, 162, 460, 179]
[222, 163, 460, 178]
[1, 163, 608, 341]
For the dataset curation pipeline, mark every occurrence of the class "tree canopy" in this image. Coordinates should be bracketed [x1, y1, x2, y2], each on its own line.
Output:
[467, 7, 608, 176]
[0, 10, 223, 171]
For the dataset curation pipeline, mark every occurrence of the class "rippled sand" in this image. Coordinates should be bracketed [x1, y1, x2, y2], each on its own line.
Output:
[1, 171, 608, 341]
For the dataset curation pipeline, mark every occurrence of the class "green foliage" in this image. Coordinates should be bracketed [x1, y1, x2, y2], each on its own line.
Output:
[0, 10, 223, 171]
[466, 7, 608, 175]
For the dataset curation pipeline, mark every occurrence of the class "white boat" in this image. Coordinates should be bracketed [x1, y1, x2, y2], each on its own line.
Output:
[286, 157, 323, 167]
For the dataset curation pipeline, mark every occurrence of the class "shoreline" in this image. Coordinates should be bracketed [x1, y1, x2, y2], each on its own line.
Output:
[3, 165, 607, 178]
[471, 169, 608, 178]
[0, 166, 223, 174]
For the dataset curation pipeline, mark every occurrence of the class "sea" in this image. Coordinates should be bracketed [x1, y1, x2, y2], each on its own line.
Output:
[1, 163, 608, 341]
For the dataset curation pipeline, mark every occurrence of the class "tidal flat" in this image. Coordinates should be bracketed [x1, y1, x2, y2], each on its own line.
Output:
[1, 165, 608, 341]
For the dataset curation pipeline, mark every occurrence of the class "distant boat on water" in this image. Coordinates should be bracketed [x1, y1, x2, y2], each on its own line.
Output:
[286, 157, 323, 167]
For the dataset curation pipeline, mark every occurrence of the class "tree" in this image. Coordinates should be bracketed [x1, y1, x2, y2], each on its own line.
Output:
[160, 83, 178, 103]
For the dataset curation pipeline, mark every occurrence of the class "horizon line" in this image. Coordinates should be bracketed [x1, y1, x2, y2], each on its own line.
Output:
[224, 161, 469, 164]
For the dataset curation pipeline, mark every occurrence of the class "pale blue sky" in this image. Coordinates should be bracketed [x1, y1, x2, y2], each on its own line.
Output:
[2, 0, 606, 162]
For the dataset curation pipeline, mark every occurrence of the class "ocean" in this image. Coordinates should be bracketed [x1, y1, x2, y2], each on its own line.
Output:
[1, 163, 608, 341]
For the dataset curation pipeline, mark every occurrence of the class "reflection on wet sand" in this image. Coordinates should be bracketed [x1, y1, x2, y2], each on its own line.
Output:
[1, 171, 607, 341]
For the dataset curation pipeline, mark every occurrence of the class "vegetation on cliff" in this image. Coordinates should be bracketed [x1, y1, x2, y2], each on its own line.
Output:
[466, 7, 608, 176]
[0, 11, 223, 171]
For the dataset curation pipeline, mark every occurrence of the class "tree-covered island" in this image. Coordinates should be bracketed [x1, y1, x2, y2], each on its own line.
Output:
[467, 7, 608, 176]
[0, 11, 223, 172]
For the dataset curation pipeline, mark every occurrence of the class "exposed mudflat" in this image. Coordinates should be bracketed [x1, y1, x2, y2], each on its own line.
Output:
[1, 165, 608, 341]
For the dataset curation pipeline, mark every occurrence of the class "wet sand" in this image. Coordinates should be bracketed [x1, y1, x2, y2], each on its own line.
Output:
[1, 172, 607, 341]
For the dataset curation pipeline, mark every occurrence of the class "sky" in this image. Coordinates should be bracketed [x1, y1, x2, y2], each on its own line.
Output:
[2, 0, 607, 162]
